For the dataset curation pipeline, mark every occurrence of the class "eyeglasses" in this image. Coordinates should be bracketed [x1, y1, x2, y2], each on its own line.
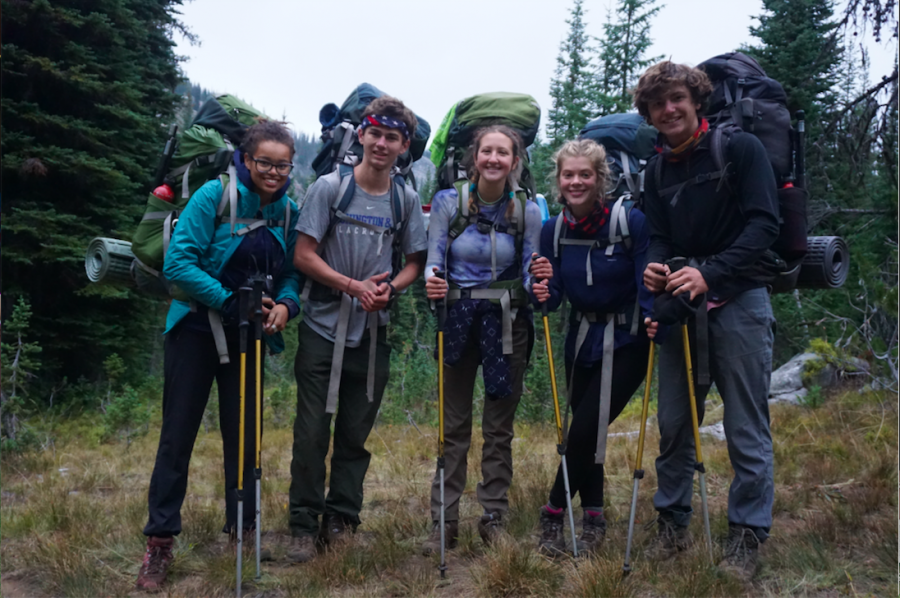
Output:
[250, 157, 294, 175]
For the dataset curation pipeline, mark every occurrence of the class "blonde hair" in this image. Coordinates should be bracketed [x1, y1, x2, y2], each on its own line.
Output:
[552, 139, 611, 206]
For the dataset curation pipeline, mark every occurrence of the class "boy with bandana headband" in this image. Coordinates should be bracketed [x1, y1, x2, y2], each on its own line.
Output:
[288, 96, 427, 563]
[635, 61, 779, 582]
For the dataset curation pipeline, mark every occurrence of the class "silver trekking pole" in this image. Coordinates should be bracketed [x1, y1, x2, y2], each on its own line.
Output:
[541, 301, 579, 557]
[623, 342, 655, 575]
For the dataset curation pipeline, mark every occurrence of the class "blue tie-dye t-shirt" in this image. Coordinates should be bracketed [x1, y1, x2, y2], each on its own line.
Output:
[425, 187, 543, 289]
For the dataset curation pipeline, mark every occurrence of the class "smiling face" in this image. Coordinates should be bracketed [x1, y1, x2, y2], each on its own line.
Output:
[647, 83, 701, 148]
[558, 156, 599, 212]
[359, 125, 410, 172]
[244, 140, 292, 202]
[474, 132, 519, 188]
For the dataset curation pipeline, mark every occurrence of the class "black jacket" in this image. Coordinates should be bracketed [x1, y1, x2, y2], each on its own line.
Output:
[644, 130, 780, 300]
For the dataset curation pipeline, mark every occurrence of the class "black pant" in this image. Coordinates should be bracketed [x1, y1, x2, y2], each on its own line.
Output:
[548, 338, 650, 510]
[143, 323, 264, 537]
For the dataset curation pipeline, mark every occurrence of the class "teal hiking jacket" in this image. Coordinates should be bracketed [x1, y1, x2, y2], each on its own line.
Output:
[162, 178, 302, 354]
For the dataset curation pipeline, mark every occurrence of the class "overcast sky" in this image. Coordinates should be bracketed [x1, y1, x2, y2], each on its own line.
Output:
[173, 0, 897, 140]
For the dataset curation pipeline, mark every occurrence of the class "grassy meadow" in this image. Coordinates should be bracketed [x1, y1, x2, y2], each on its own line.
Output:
[1, 384, 896, 597]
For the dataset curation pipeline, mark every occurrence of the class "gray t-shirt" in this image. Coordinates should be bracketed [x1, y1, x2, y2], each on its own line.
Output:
[296, 174, 427, 347]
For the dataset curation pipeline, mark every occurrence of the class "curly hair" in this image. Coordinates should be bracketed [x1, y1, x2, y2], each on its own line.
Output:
[240, 119, 295, 158]
[552, 139, 611, 206]
[361, 96, 418, 140]
[633, 61, 713, 122]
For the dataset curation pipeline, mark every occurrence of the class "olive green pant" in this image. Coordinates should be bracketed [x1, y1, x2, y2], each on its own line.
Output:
[429, 313, 532, 522]
[288, 320, 390, 536]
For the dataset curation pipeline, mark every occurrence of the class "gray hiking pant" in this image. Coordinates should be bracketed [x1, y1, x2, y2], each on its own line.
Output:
[429, 312, 531, 522]
[653, 287, 775, 537]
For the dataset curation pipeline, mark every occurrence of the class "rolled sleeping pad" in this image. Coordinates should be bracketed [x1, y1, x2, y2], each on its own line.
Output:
[85, 237, 135, 286]
[797, 236, 849, 289]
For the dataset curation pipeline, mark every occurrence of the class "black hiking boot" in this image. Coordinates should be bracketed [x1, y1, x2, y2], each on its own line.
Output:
[576, 510, 607, 556]
[643, 516, 692, 561]
[135, 536, 174, 592]
[718, 525, 761, 582]
[537, 506, 567, 556]
[320, 513, 351, 548]
[421, 520, 459, 556]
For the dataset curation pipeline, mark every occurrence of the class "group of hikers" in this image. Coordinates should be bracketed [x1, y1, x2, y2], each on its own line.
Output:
[135, 59, 778, 591]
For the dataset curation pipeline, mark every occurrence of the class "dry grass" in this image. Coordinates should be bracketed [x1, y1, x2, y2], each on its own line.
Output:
[1, 387, 896, 597]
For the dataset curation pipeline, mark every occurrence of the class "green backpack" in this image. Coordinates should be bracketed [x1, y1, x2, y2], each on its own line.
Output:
[130, 95, 288, 296]
[430, 92, 541, 199]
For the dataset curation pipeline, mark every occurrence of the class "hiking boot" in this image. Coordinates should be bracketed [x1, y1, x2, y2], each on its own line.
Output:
[421, 520, 459, 556]
[286, 534, 317, 563]
[576, 510, 607, 556]
[320, 514, 351, 548]
[478, 512, 504, 546]
[135, 535, 174, 592]
[537, 506, 567, 556]
[643, 517, 692, 561]
[718, 525, 761, 582]
[230, 529, 273, 562]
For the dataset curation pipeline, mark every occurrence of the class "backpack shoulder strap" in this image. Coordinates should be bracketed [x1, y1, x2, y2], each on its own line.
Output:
[606, 196, 634, 256]
[553, 212, 567, 258]
[511, 190, 527, 266]
[447, 179, 473, 241]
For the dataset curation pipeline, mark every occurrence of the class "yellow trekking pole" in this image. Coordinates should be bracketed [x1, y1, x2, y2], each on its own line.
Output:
[435, 271, 448, 580]
[540, 301, 578, 557]
[623, 342, 655, 574]
[235, 287, 251, 598]
[683, 324, 714, 561]
[251, 279, 264, 580]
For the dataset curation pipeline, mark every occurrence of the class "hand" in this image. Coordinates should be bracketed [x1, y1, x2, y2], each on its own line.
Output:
[666, 266, 709, 301]
[643, 262, 669, 293]
[532, 279, 550, 303]
[644, 317, 659, 340]
[347, 271, 390, 300]
[260, 295, 275, 319]
[264, 303, 289, 335]
[425, 266, 448, 301]
[361, 282, 391, 313]
[530, 253, 553, 281]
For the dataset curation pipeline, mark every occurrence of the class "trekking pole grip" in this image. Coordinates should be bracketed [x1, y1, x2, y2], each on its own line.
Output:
[434, 270, 447, 331]
[252, 278, 264, 340]
[239, 287, 251, 352]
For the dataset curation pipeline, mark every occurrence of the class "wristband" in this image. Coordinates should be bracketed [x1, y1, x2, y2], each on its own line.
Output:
[345, 277, 353, 294]
[387, 282, 397, 298]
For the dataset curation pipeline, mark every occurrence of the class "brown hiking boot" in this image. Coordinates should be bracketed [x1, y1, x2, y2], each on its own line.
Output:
[135, 536, 174, 591]
[537, 506, 567, 556]
[478, 512, 505, 546]
[230, 528, 273, 562]
[421, 520, 459, 556]
[576, 510, 607, 556]
[643, 517, 692, 561]
[286, 534, 317, 563]
[718, 525, 761, 582]
[320, 514, 351, 548]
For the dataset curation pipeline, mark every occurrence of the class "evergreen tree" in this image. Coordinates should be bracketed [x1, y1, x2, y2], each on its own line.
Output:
[744, 0, 842, 128]
[596, 0, 663, 115]
[547, 0, 596, 146]
[1, 0, 185, 388]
